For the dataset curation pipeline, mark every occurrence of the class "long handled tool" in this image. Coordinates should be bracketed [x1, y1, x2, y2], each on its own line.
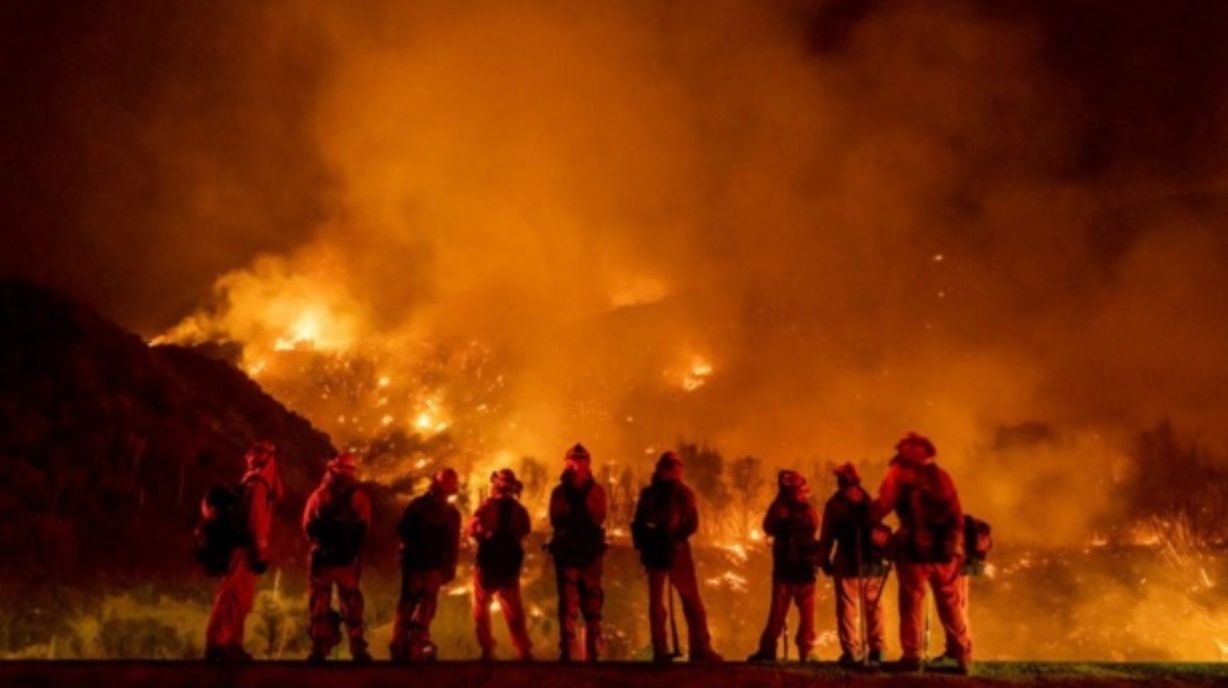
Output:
[867, 560, 893, 666]
[781, 613, 790, 661]
[855, 527, 869, 667]
[668, 575, 682, 659]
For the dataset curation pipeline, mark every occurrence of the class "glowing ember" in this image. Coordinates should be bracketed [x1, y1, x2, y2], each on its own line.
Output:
[676, 354, 715, 392]
[717, 542, 749, 565]
[704, 571, 749, 593]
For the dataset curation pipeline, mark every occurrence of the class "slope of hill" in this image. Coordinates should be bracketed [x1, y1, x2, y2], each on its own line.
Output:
[0, 280, 336, 587]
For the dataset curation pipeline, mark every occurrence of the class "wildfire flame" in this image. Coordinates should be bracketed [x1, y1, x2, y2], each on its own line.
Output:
[671, 354, 714, 392]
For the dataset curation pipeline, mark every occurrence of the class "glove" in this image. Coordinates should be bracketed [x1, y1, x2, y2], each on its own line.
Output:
[250, 558, 269, 574]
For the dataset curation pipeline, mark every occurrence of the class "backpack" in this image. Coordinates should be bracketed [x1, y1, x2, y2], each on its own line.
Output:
[964, 514, 993, 562]
[308, 481, 367, 568]
[194, 484, 244, 576]
[839, 494, 892, 573]
[549, 481, 606, 568]
[476, 499, 526, 589]
[865, 522, 895, 562]
[775, 502, 819, 575]
[632, 484, 678, 570]
[902, 463, 961, 562]
[400, 495, 457, 571]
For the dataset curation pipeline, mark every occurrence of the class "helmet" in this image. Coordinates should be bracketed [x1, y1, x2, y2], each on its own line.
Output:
[895, 432, 936, 459]
[431, 468, 460, 495]
[565, 443, 591, 463]
[778, 469, 807, 491]
[490, 468, 523, 496]
[833, 462, 861, 487]
[327, 451, 359, 473]
[655, 450, 683, 474]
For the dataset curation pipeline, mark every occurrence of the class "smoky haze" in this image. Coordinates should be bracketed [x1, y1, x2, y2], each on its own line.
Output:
[4, 0, 1228, 547]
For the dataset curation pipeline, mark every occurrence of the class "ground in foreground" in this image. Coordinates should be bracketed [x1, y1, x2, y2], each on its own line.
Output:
[2, 661, 1226, 688]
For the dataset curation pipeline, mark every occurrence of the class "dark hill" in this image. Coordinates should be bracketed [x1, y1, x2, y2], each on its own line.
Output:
[0, 280, 337, 587]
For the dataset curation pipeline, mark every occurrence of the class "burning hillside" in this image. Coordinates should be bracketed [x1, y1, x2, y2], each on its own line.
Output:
[114, 0, 1226, 552]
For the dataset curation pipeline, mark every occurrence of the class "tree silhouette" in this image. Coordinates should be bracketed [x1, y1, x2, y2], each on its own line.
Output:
[729, 455, 765, 537]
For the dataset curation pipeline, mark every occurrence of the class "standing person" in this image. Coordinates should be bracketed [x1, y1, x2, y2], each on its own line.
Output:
[631, 451, 724, 663]
[390, 468, 462, 663]
[938, 515, 991, 665]
[204, 441, 284, 662]
[747, 471, 819, 663]
[873, 433, 971, 674]
[547, 443, 608, 662]
[302, 451, 372, 662]
[816, 463, 889, 667]
[469, 469, 534, 661]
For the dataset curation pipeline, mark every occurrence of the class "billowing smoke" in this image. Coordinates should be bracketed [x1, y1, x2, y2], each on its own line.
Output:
[137, 0, 1228, 544]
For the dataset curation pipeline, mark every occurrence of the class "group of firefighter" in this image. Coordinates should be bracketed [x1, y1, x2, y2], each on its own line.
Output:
[201, 432, 983, 674]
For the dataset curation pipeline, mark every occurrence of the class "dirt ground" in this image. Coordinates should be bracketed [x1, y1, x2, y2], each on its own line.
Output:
[2, 661, 1226, 688]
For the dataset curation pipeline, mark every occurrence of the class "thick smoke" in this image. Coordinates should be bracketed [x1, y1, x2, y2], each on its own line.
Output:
[6, 0, 1228, 549]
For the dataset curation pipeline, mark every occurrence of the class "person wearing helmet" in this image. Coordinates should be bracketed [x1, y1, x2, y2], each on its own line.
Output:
[747, 470, 820, 663]
[816, 462, 889, 667]
[547, 443, 608, 662]
[631, 451, 723, 663]
[302, 452, 372, 662]
[205, 441, 284, 662]
[390, 468, 462, 662]
[873, 433, 971, 674]
[469, 468, 533, 661]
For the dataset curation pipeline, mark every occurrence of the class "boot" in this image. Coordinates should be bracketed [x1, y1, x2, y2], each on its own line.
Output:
[837, 652, 858, 667]
[346, 629, 368, 663]
[414, 639, 439, 662]
[479, 648, 495, 662]
[689, 648, 724, 663]
[584, 624, 601, 662]
[350, 639, 372, 663]
[389, 638, 410, 664]
[307, 648, 328, 663]
[895, 656, 922, 672]
[867, 649, 883, 665]
[204, 646, 228, 663]
[212, 646, 252, 663]
[652, 652, 676, 664]
[746, 650, 775, 663]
